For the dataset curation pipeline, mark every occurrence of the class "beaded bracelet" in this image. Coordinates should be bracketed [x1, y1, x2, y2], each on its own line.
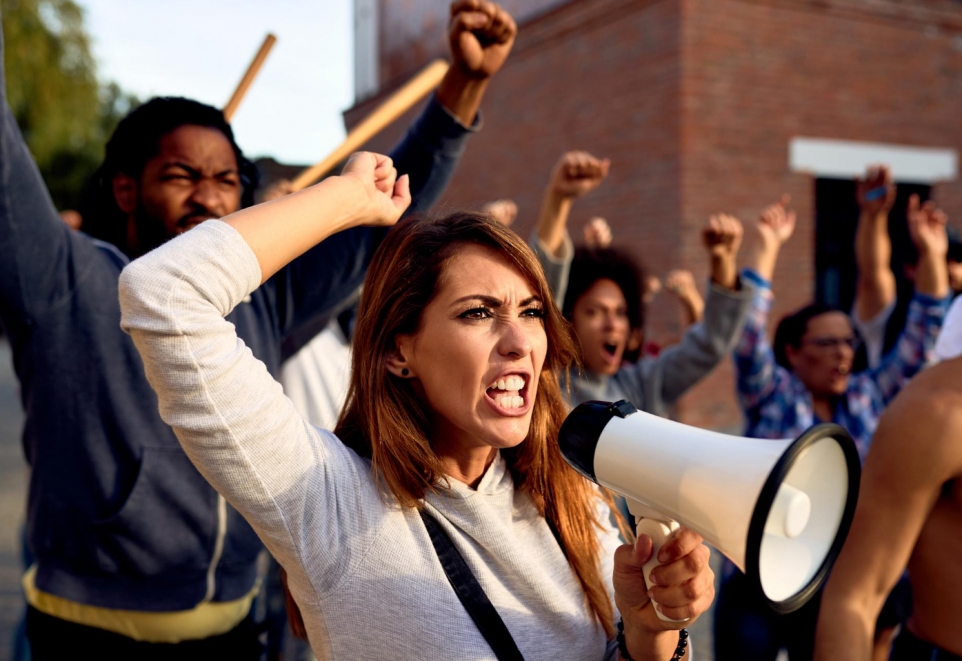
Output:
[616, 620, 689, 661]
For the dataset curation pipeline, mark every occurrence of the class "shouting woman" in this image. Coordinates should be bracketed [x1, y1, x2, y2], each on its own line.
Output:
[118, 151, 714, 660]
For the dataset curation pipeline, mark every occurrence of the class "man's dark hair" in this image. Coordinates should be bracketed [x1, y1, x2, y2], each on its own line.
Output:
[773, 302, 846, 370]
[562, 247, 646, 331]
[80, 97, 260, 251]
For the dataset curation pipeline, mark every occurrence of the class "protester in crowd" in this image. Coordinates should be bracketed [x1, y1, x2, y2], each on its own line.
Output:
[0, 1, 513, 655]
[533, 149, 751, 395]
[815, 301, 962, 660]
[715, 196, 949, 661]
[852, 165, 960, 367]
[117, 151, 714, 660]
[482, 198, 518, 227]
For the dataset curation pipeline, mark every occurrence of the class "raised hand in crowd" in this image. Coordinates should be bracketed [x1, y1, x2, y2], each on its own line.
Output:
[853, 164, 898, 324]
[664, 269, 704, 326]
[481, 198, 518, 226]
[703, 213, 743, 290]
[536, 150, 610, 257]
[230, 152, 410, 282]
[745, 195, 796, 282]
[440, 0, 518, 125]
[583, 216, 613, 249]
[907, 193, 950, 298]
[856, 164, 896, 219]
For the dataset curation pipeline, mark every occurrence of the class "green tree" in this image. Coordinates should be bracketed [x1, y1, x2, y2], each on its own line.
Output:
[2, 0, 136, 210]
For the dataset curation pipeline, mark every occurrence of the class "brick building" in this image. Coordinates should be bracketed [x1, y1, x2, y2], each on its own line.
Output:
[348, 0, 962, 431]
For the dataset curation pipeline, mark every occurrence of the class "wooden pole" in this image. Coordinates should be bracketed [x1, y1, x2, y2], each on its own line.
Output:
[290, 59, 450, 191]
[223, 34, 278, 122]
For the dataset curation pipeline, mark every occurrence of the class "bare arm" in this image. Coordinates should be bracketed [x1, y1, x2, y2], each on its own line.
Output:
[536, 151, 609, 257]
[908, 194, 950, 300]
[853, 165, 897, 322]
[742, 196, 796, 282]
[815, 361, 962, 660]
[664, 270, 704, 326]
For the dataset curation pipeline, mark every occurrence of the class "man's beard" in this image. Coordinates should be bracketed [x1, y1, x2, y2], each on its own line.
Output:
[132, 207, 218, 256]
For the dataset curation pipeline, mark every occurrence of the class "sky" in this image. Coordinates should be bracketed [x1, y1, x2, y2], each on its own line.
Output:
[81, 0, 355, 165]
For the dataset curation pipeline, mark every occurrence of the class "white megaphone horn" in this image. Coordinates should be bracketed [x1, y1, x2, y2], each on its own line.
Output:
[559, 400, 860, 619]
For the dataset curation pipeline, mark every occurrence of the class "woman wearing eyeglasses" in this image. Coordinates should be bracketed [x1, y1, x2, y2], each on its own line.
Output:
[733, 197, 949, 462]
[714, 195, 950, 661]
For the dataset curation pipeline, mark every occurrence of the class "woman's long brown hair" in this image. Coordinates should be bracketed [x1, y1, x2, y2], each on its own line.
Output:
[318, 211, 617, 637]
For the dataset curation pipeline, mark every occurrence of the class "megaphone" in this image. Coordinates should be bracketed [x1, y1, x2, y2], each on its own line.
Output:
[559, 400, 860, 618]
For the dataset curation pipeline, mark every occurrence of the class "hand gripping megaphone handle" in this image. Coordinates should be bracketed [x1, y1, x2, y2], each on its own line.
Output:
[635, 517, 689, 623]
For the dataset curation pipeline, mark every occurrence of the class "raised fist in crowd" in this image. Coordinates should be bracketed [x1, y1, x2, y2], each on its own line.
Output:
[703, 213, 743, 261]
[907, 193, 949, 259]
[341, 152, 411, 228]
[703, 213, 743, 290]
[665, 269, 704, 326]
[583, 217, 613, 249]
[745, 195, 796, 282]
[856, 164, 896, 218]
[754, 195, 796, 253]
[482, 199, 518, 227]
[449, 0, 517, 80]
[549, 151, 611, 200]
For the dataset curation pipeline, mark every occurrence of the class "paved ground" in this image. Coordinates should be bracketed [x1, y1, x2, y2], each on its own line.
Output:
[0, 340, 26, 661]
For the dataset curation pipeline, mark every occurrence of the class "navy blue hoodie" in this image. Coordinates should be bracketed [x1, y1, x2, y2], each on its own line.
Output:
[0, 28, 475, 610]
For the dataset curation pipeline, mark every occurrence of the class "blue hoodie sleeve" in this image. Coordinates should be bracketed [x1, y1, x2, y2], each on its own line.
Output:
[272, 96, 478, 341]
[0, 23, 102, 335]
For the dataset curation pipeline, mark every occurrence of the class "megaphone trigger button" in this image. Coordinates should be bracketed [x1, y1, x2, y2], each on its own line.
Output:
[609, 400, 638, 418]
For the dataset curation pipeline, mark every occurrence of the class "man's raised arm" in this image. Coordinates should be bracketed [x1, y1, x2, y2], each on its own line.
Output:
[0, 19, 90, 336]
[277, 0, 517, 339]
[852, 165, 897, 364]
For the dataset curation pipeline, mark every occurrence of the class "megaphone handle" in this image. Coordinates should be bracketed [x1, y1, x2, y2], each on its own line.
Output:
[635, 517, 688, 623]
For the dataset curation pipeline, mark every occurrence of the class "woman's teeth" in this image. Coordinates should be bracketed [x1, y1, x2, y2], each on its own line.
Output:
[491, 375, 525, 391]
[489, 375, 526, 409]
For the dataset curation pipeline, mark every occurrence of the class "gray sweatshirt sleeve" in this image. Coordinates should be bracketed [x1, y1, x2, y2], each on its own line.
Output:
[529, 230, 573, 305]
[617, 280, 755, 416]
[118, 220, 384, 603]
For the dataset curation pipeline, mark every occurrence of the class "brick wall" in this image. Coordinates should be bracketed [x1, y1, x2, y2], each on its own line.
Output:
[347, 0, 962, 431]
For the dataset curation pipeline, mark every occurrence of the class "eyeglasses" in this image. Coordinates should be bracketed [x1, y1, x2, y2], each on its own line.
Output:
[801, 336, 861, 351]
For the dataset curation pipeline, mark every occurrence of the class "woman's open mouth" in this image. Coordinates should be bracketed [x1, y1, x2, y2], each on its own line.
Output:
[484, 373, 531, 416]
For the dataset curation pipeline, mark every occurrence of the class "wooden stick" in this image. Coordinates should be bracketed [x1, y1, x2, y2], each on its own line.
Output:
[290, 59, 450, 191]
[223, 34, 278, 122]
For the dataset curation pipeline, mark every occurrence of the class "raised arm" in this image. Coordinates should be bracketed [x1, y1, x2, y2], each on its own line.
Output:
[618, 215, 751, 413]
[733, 200, 797, 413]
[664, 270, 704, 327]
[532, 151, 609, 302]
[536, 151, 609, 257]
[815, 361, 962, 660]
[869, 195, 950, 402]
[276, 0, 516, 340]
[0, 20, 98, 335]
[853, 165, 897, 324]
[119, 153, 407, 597]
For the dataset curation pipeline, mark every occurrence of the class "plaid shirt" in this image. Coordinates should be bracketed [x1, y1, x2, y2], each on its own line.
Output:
[734, 270, 948, 461]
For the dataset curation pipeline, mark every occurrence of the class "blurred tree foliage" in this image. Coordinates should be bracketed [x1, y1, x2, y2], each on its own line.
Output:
[2, 0, 137, 210]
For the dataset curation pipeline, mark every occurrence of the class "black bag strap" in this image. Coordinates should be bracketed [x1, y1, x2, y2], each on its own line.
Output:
[419, 509, 525, 661]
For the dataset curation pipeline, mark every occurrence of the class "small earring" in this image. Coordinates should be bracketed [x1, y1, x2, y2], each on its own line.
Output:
[401, 368, 410, 376]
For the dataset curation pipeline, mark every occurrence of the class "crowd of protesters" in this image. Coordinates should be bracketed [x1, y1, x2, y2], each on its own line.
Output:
[2, 1, 962, 660]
